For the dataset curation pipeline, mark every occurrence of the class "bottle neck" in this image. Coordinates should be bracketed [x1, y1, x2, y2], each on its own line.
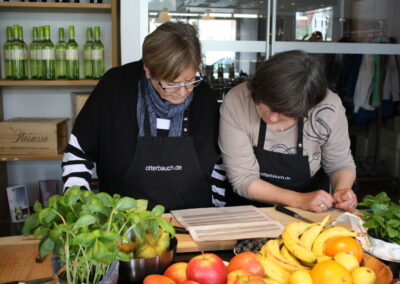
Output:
[59, 29, 64, 42]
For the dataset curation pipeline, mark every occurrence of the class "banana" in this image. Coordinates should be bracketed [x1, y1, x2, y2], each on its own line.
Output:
[257, 254, 290, 284]
[280, 245, 302, 266]
[282, 221, 317, 264]
[264, 239, 309, 272]
[300, 215, 331, 249]
[312, 226, 358, 256]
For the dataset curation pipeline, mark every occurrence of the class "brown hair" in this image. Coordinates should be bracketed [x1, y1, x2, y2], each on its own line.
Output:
[249, 50, 327, 118]
[142, 22, 202, 81]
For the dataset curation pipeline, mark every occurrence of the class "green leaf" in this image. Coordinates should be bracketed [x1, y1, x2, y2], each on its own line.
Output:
[371, 202, 390, 213]
[72, 232, 96, 247]
[115, 197, 137, 211]
[22, 214, 39, 235]
[155, 216, 175, 238]
[374, 191, 391, 203]
[85, 199, 111, 217]
[74, 214, 97, 228]
[387, 226, 399, 238]
[39, 237, 54, 259]
[364, 218, 379, 229]
[64, 186, 82, 207]
[117, 251, 132, 262]
[38, 208, 58, 225]
[136, 199, 148, 211]
[387, 219, 400, 227]
[33, 226, 49, 239]
[98, 231, 119, 243]
[133, 224, 144, 243]
[372, 215, 386, 228]
[33, 202, 43, 213]
[152, 205, 165, 216]
[49, 224, 67, 241]
[96, 192, 114, 208]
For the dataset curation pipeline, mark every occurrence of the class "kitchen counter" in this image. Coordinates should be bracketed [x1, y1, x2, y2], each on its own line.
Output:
[0, 207, 345, 283]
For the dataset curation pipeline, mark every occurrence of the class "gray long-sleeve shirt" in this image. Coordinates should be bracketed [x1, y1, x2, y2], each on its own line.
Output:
[219, 82, 356, 199]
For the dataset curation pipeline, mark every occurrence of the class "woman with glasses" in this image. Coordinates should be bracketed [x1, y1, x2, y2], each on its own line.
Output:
[62, 22, 220, 210]
[219, 50, 357, 213]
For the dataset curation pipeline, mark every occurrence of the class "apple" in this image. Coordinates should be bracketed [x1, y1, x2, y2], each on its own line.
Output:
[228, 252, 265, 277]
[186, 253, 227, 284]
[143, 274, 177, 284]
[181, 281, 200, 284]
[227, 269, 256, 284]
[163, 262, 188, 284]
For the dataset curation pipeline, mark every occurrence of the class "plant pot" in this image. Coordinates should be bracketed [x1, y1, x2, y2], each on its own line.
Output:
[52, 256, 119, 284]
[118, 237, 177, 284]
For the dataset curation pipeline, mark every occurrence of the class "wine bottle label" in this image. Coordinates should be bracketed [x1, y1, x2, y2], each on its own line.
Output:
[37, 50, 43, 60]
[56, 49, 66, 60]
[66, 49, 78, 60]
[84, 49, 92, 60]
[30, 49, 37, 59]
[10, 49, 24, 60]
[42, 49, 55, 60]
[92, 49, 104, 60]
[5, 49, 11, 59]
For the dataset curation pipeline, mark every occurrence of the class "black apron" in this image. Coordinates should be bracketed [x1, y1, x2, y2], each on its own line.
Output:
[103, 107, 212, 211]
[226, 118, 330, 207]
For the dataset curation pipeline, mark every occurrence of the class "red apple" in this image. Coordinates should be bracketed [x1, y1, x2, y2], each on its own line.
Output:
[163, 262, 188, 284]
[143, 274, 177, 284]
[186, 253, 227, 284]
[228, 252, 265, 277]
[227, 269, 256, 284]
[181, 281, 200, 284]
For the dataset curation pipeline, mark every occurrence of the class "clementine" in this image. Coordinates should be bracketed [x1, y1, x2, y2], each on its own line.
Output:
[324, 236, 363, 263]
[143, 274, 177, 284]
[310, 260, 352, 284]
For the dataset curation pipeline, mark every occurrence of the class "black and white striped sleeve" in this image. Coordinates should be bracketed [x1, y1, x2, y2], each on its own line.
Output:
[61, 133, 95, 191]
[211, 158, 228, 207]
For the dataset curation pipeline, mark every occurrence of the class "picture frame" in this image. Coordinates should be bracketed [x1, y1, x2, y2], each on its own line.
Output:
[6, 185, 30, 223]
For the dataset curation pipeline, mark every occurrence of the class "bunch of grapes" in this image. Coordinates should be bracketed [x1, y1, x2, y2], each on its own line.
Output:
[234, 238, 269, 254]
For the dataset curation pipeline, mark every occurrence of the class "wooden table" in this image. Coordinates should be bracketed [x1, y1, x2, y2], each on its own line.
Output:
[0, 207, 345, 283]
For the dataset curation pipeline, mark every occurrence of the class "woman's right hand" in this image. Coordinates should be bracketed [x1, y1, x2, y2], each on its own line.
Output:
[293, 190, 335, 213]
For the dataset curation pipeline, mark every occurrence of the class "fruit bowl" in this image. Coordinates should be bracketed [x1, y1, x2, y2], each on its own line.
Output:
[363, 253, 393, 284]
[118, 237, 177, 283]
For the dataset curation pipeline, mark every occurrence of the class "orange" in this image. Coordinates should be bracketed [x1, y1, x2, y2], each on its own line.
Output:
[324, 236, 363, 263]
[310, 260, 352, 284]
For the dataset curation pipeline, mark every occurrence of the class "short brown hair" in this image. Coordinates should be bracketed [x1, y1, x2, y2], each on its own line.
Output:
[249, 50, 327, 118]
[142, 22, 202, 81]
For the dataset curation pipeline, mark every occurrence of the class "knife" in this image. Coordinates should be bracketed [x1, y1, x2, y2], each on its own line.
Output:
[173, 226, 190, 234]
[274, 205, 314, 223]
[4, 277, 53, 284]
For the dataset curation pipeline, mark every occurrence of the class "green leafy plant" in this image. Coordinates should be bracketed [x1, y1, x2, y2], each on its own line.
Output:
[358, 191, 400, 245]
[22, 186, 175, 284]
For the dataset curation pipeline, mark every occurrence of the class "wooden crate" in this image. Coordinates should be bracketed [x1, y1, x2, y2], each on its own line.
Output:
[0, 117, 68, 155]
[71, 92, 90, 121]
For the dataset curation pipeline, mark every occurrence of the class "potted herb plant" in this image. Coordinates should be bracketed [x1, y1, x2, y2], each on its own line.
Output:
[22, 186, 175, 284]
[358, 191, 400, 245]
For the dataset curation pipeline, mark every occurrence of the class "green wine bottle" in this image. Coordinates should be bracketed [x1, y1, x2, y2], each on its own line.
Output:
[3, 26, 13, 79]
[29, 27, 40, 79]
[83, 27, 93, 79]
[20, 26, 28, 79]
[42, 25, 55, 80]
[55, 27, 67, 79]
[66, 25, 79, 79]
[11, 25, 24, 80]
[92, 26, 104, 79]
[37, 26, 45, 79]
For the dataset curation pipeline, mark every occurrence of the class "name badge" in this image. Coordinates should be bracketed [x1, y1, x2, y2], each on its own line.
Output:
[157, 118, 171, 130]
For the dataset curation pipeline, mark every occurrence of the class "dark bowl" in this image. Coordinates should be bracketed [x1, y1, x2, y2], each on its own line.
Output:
[118, 237, 177, 283]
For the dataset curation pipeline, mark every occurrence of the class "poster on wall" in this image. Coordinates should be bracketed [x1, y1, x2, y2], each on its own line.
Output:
[6, 185, 30, 223]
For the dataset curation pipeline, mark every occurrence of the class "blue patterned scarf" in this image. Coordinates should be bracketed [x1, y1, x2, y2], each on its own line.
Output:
[137, 77, 193, 137]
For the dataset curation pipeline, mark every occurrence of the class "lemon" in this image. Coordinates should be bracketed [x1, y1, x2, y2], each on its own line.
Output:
[334, 251, 360, 271]
[351, 266, 376, 284]
[289, 269, 313, 284]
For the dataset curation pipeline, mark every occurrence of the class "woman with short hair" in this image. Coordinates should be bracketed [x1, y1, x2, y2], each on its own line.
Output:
[62, 22, 219, 210]
[219, 50, 357, 213]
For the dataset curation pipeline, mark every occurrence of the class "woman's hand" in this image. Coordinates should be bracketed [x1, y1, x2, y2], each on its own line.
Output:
[333, 188, 357, 212]
[293, 190, 335, 213]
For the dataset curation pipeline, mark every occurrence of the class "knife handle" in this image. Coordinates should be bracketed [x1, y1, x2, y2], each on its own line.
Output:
[275, 204, 297, 217]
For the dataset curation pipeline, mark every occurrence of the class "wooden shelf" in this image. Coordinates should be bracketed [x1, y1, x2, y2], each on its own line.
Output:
[0, 79, 99, 87]
[0, 2, 111, 12]
[0, 154, 63, 162]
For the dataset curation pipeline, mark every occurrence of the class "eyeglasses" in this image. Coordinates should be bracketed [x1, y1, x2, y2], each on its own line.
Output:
[156, 77, 202, 94]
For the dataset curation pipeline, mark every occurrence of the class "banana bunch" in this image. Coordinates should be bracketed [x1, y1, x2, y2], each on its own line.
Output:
[256, 215, 360, 284]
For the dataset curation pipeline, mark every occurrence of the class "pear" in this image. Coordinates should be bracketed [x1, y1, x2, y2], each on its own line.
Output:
[135, 244, 158, 259]
[155, 230, 170, 255]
